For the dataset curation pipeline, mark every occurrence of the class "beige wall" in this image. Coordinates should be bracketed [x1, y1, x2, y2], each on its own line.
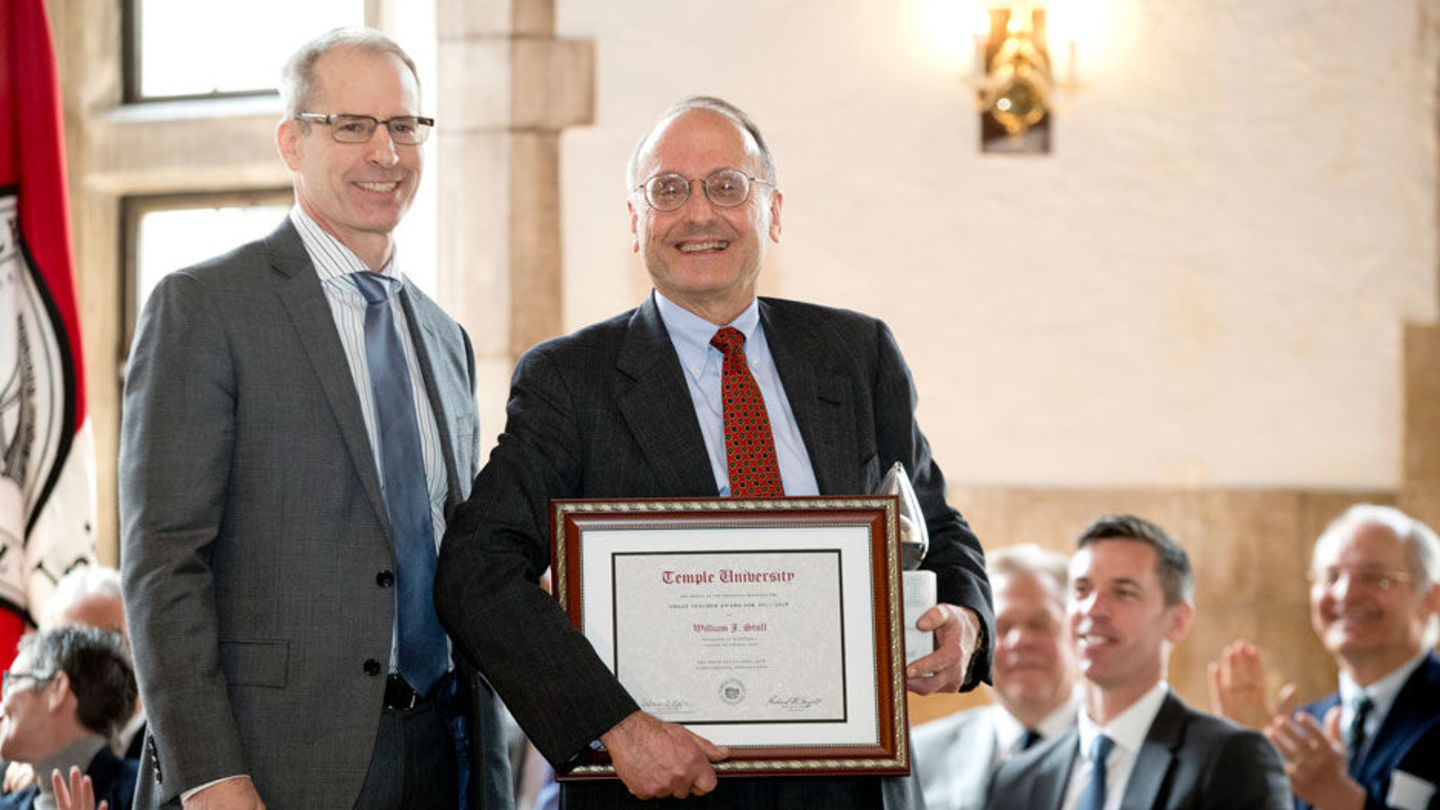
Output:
[555, 0, 1440, 490]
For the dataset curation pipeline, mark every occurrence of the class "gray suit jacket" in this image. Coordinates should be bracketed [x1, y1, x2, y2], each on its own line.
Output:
[988, 691, 1293, 810]
[435, 294, 993, 809]
[119, 220, 510, 809]
[913, 705, 1004, 810]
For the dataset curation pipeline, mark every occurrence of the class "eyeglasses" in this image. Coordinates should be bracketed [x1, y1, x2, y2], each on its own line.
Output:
[1, 670, 52, 697]
[634, 169, 774, 212]
[295, 113, 435, 145]
[1307, 567, 1416, 592]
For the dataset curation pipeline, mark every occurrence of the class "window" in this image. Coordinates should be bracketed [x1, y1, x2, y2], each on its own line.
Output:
[125, 0, 364, 101]
[123, 192, 292, 350]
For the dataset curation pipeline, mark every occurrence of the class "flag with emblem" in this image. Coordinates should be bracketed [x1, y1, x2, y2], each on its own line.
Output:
[0, 0, 98, 667]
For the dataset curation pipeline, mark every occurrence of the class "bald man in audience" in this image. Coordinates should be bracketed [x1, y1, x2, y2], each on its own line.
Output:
[913, 543, 1078, 810]
[1211, 504, 1440, 810]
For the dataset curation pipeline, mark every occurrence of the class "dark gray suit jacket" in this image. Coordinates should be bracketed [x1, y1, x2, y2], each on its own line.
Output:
[988, 691, 1293, 810]
[119, 220, 510, 809]
[435, 294, 993, 809]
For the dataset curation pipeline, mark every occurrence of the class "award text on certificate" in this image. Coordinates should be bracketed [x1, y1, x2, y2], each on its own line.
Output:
[612, 550, 846, 724]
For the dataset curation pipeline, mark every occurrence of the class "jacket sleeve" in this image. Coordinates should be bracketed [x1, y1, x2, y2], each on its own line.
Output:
[871, 319, 995, 688]
[435, 346, 640, 769]
[119, 271, 249, 802]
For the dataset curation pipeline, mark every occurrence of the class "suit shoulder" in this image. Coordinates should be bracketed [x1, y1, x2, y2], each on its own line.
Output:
[913, 704, 992, 745]
[759, 296, 885, 331]
[519, 307, 637, 364]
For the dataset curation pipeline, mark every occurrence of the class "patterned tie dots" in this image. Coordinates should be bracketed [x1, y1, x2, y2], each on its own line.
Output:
[710, 327, 785, 498]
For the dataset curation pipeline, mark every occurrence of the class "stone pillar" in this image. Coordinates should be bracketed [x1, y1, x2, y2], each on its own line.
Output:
[1402, 324, 1440, 532]
[434, 0, 593, 452]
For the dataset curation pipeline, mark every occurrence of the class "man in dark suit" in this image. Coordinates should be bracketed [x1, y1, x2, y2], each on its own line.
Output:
[989, 514, 1291, 810]
[1218, 505, 1440, 810]
[434, 96, 993, 808]
[120, 28, 508, 810]
[0, 626, 138, 810]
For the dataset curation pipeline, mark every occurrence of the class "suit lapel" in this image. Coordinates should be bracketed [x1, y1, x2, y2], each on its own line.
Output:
[268, 221, 390, 533]
[1033, 730, 1081, 810]
[398, 287, 465, 510]
[1120, 691, 1185, 810]
[614, 296, 718, 496]
[1356, 652, 1440, 784]
[759, 299, 858, 495]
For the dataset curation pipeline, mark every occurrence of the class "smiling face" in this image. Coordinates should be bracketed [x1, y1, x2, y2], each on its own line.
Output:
[1068, 539, 1192, 713]
[277, 45, 421, 269]
[1310, 521, 1440, 684]
[991, 570, 1076, 726]
[0, 649, 54, 763]
[628, 109, 782, 325]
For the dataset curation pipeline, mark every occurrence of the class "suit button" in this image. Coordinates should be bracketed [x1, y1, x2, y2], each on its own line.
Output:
[376, 570, 395, 588]
[363, 659, 382, 676]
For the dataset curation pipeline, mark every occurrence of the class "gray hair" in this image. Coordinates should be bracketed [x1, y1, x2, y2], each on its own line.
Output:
[280, 27, 419, 124]
[1313, 504, 1440, 644]
[988, 543, 1070, 594]
[41, 565, 122, 630]
[16, 626, 137, 742]
[625, 96, 777, 189]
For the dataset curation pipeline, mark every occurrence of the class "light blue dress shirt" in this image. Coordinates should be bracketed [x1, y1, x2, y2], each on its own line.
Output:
[653, 292, 820, 497]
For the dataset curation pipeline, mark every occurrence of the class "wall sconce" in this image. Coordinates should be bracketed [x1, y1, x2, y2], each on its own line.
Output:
[966, 2, 1082, 153]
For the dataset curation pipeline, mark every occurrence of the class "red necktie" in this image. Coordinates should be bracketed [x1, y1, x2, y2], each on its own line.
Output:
[710, 326, 785, 497]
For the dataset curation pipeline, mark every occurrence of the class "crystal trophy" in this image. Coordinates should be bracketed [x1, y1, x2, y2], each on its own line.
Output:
[877, 462, 935, 665]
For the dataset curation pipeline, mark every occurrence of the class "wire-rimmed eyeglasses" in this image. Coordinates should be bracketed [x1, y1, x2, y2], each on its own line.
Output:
[1306, 566, 1416, 592]
[1, 670, 53, 697]
[634, 169, 774, 212]
[296, 113, 435, 145]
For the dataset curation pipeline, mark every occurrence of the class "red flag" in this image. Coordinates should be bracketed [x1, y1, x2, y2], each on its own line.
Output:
[0, 0, 98, 667]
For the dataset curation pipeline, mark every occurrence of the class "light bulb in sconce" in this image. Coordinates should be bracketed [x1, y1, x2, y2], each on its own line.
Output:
[964, 0, 1088, 153]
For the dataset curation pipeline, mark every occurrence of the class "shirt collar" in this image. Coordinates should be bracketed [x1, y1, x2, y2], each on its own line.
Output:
[34, 734, 108, 797]
[653, 291, 761, 380]
[289, 205, 400, 286]
[1339, 647, 1430, 718]
[993, 691, 1081, 751]
[1077, 680, 1170, 762]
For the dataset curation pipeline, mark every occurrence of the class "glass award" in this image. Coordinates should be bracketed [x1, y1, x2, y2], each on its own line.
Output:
[876, 462, 935, 665]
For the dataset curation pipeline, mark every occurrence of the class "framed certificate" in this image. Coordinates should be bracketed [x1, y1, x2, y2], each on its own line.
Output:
[550, 496, 910, 778]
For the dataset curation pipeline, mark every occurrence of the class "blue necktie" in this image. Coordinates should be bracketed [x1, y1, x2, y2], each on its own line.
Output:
[1346, 695, 1374, 774]
[353, 272, 447, 694]
[1077, 734, 1115, 810]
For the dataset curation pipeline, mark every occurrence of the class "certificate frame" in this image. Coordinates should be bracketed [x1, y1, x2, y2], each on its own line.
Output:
[550, 496, 909, 779]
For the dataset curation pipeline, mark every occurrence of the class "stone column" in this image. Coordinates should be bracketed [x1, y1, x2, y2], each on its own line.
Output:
[434, 0, 593, 452]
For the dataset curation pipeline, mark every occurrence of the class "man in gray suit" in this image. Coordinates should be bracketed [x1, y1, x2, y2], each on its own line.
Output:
[913, 543, 1079, 810]
[434, 96, 993, 809]
[120, 28, 508, 810]
[988, 514, 1291, 810]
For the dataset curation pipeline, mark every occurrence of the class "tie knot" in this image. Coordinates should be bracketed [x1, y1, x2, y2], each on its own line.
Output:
[1020, 729, 1044, 751]
[710, 326, 746, 356]
[353, 272, 397, 305]
[1091, 734, 1115, 764]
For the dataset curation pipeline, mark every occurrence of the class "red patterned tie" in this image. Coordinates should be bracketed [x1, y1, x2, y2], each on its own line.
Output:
[710, 326, 785, 497]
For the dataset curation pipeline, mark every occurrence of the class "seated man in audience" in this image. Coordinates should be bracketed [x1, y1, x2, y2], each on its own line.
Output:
[1210, 504, 1440, 810]
[0, 626, 138, 810]
[989, 514, 1291, 810]
[41, 566, 144, 760]
[913, 543, 1079, 810]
